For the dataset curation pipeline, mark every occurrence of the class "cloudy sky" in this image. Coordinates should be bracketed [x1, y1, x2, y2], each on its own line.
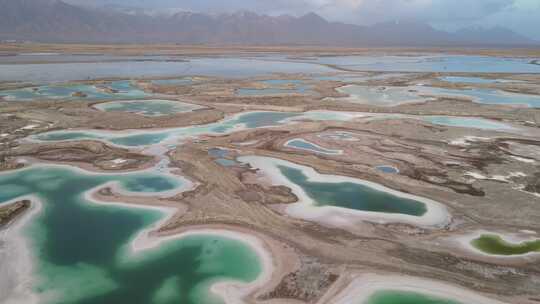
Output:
[68, 0, 540, 40]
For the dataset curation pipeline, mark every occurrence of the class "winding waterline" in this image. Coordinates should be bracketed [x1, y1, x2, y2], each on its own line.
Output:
[0, 165, 270, 304]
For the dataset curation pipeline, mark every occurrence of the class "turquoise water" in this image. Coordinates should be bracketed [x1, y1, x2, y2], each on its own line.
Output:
[423, 116, 514, 130]
[285, 139, 342, 155]
[237, 79, 311, 96]
[37, 111, 359, 147]
[37, 111, 301, 146]
[376, 166, 399, 174]
[108, 81, 138, 92]
[0, 81, 147, 101]
[35, 109, 517, 149]
[95, 100, 203, 116]
[277, 165, 427, 216]
[365, 290, 461, 304]
[421, 87, 540, 108]
[0, 165, 262, 304]
[111, 133, 172, 147]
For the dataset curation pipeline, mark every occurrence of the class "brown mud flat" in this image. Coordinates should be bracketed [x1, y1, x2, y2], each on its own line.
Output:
[2, 44, 540, 58]
[145, 129, 540, 302]
[1, 47, 540, 303]
[258, 256, 339, 303]
[2, 97, 539, 302]
[0, 199, 30, 227]
[3, 141, 155, 172]
[0, 157, 24, 172]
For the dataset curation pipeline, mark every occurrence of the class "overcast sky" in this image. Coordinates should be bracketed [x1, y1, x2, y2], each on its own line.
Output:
[67, 0, 540, 40]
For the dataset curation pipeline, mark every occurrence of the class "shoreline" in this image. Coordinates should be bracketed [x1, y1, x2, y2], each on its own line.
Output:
[1, 181, 278, 304]
[24, 110, 368, 152]
[22, 108, 527, 155]
[0, 199, 31, 227]
[131, 228, 275, 304]
[2, 159, 196, 195]
[238, 155, 451, 228]
[331, 84, 432, 106]
[2, 47, 540, 304]
[330, 273, 508, 304]
[1, 195, 42, 304]
[83, 188, 278, 304]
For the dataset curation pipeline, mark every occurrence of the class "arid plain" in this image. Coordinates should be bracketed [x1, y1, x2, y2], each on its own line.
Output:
[1, 44, 540, 304]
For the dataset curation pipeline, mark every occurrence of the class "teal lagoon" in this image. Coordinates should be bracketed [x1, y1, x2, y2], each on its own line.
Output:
[0, 165, 263, 304]
[36, 111, 301, 146]
[35, 111, 362, 147]
[36, 110, 515, 149]
[94, 99, 203, 117]
[277, 165, 426, 215]
[237, 156, 449, 227]
[0, 81, 147, 102]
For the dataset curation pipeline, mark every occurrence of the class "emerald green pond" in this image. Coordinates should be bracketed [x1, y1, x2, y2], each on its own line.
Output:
[277, 165, 427, 216]
[471, 234, 540, 256]
[0, 166, 262, 304]
[365, 290, 461, 304]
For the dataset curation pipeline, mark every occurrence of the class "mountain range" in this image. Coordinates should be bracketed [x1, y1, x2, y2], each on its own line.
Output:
[0, 0, 537, 46]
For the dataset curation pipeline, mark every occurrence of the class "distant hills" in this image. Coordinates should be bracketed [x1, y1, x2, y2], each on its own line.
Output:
[0, 0, 538, 46]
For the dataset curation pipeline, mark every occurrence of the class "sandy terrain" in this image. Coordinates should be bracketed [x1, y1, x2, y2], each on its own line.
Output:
[1, 46, 540, 303]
